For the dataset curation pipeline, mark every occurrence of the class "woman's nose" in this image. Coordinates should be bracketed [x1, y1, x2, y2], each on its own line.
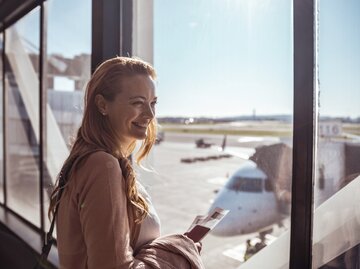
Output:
[143, 103, 155, 119]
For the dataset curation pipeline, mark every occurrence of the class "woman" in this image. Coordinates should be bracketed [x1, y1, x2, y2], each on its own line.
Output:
[48, 57, 203, 269]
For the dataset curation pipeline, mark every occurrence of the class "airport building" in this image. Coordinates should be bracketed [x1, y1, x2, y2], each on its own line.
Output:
[0, 0, 359, 268]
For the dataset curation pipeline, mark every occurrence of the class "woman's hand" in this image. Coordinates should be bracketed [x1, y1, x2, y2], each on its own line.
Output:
[194, 241, 202, 254]
[184, 233, 202, 254]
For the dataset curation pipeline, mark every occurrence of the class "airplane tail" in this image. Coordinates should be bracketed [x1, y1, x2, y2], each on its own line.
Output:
[221, 135, 227, 151]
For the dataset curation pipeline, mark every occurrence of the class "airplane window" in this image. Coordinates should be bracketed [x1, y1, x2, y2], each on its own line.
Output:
[226, 177, 263, 193]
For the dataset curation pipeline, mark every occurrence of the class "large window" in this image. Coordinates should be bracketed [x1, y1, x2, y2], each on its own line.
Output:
[0, 0, 91, 236]
[312, 0, 360, 267]
[4, 8, 41, 226]
[134, 1, 294, 268]
[1, 1, 358, 268]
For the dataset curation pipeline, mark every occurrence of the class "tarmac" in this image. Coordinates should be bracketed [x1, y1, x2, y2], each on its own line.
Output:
[134, 133, 273, 269]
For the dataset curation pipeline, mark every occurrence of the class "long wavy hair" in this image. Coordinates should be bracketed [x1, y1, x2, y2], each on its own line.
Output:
[48, 56, 157, 224]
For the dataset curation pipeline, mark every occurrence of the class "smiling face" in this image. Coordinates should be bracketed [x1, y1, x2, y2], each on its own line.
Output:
[97, 74, 157, 152]
[109, 75, 157, 149]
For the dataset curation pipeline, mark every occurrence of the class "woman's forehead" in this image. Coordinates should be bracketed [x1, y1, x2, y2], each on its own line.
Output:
[117, 75, 156, 98]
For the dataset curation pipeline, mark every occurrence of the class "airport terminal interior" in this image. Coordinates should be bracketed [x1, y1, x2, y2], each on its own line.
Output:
[0, 0, 359, 268]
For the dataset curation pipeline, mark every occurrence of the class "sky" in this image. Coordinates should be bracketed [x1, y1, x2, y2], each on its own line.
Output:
[154, 0, 293, 117]
[317, 0, 360, 119]
[10, 0, 360, 119]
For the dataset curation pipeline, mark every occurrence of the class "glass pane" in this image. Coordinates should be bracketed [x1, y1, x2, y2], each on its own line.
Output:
[0, 32, 3, 204]
[134, 1, 294, 268]
[4, 8, 40, 226]
[313, 0, 360, 268]
[43, 0, 91, 231]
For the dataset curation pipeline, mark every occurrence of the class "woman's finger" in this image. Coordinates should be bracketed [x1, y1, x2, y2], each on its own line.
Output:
[195, 242, 202, 253]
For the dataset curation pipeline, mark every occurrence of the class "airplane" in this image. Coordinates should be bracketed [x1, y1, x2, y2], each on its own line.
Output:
[208, 142, 290, 237]
[208, 139, 360, 238]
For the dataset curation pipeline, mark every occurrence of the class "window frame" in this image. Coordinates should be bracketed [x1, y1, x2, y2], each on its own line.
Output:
[290, 0, 316, 268]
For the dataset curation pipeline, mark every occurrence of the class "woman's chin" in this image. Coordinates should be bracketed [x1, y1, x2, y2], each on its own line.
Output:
[131, 132, 147, 141]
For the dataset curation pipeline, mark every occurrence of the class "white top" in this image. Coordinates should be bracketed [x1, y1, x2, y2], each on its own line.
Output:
[134, 182, 161, 251]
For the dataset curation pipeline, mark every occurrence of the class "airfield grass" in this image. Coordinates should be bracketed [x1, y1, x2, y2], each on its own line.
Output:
[161, 126, 292, 137]
[343, 125, 360, 135]
[162, 128, 292, 137]
[161, 123, 360, 137]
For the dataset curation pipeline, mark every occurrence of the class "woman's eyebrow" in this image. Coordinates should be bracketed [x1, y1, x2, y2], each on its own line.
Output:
[129, 96, 146, 100]
[129, 96, 158, 100]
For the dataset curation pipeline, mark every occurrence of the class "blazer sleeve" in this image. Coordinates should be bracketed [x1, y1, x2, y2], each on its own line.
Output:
[77, 151, 146, 269]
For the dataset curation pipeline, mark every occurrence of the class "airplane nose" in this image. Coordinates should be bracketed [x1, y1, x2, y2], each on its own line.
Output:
[208, 189, 249, 236]
[210, 208, 249, 236]
[211, 223, 233, 236]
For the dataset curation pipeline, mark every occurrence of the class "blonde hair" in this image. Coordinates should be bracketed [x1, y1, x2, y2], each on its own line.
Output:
[48, 56, 157, 224]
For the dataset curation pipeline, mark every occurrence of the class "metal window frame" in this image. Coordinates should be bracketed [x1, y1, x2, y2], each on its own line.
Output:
[290, 0, 316, 268]
[1, 31, 6, 206]
[91, 0, 133, 73]
[120, 0, 133, 58]
[39, 0, 48, 235]
[0, 0, 45, 32]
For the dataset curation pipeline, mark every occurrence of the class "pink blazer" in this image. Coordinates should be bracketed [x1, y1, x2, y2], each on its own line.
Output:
[56, 151, 203, 269]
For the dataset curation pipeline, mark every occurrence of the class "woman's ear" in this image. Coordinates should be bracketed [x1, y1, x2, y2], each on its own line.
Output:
[95, 94, 108, 115]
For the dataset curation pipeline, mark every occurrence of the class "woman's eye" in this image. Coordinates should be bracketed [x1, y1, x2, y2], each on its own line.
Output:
[131, 100, 157, 107]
